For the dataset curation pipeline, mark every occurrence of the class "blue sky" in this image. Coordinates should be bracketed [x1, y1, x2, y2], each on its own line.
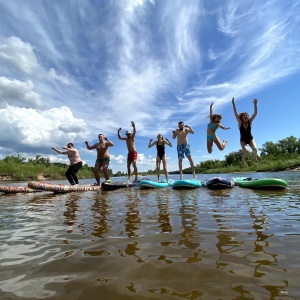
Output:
[0, 0, 300, 174]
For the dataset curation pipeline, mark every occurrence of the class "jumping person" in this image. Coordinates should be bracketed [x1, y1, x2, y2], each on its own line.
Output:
[232, 97, 258, 165]
[85, 134, 114, 185]
[52, 143, 83, 185]
[118, 121, 138, 183]
[207, 102, 230, 154]
[148, 134, 172, 182]
[172, 121, 196, 180]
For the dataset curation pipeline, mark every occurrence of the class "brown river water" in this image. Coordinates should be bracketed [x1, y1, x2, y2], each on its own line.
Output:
[0, 172, 300, 300]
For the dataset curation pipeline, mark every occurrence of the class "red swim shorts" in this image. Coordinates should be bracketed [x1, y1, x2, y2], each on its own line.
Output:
[127, 151, 138, 162]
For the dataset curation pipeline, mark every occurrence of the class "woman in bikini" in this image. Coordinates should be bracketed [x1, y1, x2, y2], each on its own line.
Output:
[207, 102, 230, 154]
[232, 97, 258, 165]
[148, 134, 172, 182]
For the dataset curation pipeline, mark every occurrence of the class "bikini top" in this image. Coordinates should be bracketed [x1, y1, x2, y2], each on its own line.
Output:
[207, 123, 218, 130]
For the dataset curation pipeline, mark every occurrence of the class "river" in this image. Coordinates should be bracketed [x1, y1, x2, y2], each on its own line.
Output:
[0, 171, 299, 299]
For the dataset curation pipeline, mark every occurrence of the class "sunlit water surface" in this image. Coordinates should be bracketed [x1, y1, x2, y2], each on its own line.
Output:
[0, 172, 300, 300]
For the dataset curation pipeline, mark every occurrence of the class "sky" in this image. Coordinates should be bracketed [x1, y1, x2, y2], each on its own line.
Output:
[0, 0, 300, 174]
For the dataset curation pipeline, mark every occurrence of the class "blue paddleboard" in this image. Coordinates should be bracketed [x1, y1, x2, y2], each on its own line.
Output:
[139, 179, 174, 189]
[172, 179, 202, 189]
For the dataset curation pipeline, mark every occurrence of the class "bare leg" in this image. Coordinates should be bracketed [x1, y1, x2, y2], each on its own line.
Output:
[240, 141, 248, 166]
[156, 156, 161, 182]
[162, 156, 168, 182]
[178, 158, 183, 180]
[188, 156, 196, 179]
[207, 139, 213, 154]
[132, 160, 138, 183]
[127, 160, 132, 181]
[249, 140, 258, 162]
[102, 161, 110, 181]
[214, 136, 228, 151]
[94, 162, 101, 185]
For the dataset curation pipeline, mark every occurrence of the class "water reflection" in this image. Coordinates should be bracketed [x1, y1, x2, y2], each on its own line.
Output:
[64, 194, 80, 226]
[0, 173, 300, 299]
[124, 191, 141, 238]
[157, 192, 172, 234]
[90, 195, 110, 238]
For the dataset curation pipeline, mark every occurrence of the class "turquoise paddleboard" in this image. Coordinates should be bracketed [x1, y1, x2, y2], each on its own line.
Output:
[139, 179, 174, 189]
[172, 179, 202, 190]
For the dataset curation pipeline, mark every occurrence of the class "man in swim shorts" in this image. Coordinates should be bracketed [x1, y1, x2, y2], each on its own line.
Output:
[52, 143, 83, 185]
[85, 134, 114, 185]
[118, 121, 138, 183]
[172, 121, 196, 180]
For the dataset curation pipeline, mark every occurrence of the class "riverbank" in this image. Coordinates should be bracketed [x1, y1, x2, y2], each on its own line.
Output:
[1, 167, 300, 183]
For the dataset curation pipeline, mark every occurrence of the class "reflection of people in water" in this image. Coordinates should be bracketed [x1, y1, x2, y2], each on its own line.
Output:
[120, 195, 143, 262]
[63, 194, 81, 226]
[157, 193, 172, 234]
[90, 196, 109, 238]
[177, 193, 201, 263]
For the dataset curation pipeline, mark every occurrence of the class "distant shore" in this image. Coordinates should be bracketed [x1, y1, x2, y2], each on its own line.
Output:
[1, 168, 300, 183]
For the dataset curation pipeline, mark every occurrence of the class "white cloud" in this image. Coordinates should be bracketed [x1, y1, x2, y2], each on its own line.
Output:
[0, 76, 43, 108]
[0, 36, 39, 74]
[0, 106, 89, 151]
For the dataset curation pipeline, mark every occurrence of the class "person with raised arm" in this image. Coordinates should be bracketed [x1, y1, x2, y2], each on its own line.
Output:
[118, 121, 138, 183]
[207, 102, 230, 154]
[232, 97, 258, 165]
[172, 121, 196, 180]
[52, 143, 83, 185]
[148, 134, 172, 182]
[85, 134, 114, 185]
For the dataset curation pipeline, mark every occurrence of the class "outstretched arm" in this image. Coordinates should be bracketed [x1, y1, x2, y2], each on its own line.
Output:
[52, 147, 68, 155]
[85, 141, 96, 150]
[62, 146, 76, 153]
[148, 139, 156, 148]
[232, 97, 241, 123]
[218, 124, 231, 130]
[249, 98, 258, 123]
[165, 137, 173, 147]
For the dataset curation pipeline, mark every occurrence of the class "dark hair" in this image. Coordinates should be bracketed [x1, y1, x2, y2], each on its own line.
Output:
[212, 114, 222, 121]
[67, 143, 74, 147]
[178, 121, 184, 124]
[238, 112, 248, 120]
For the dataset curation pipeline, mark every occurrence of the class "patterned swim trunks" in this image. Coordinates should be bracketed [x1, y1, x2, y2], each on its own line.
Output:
[128, 151, 138, 162]
[177, 144, 191, 159]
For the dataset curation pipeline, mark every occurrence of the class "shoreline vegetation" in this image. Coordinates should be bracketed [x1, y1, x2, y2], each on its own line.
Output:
[1, 136, 300, 183]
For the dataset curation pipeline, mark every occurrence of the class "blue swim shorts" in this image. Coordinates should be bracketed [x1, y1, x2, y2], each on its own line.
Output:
[177, 143, 191, 159]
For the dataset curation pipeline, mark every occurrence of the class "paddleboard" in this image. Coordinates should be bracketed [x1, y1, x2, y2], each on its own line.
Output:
[139, 179, 174, 189]
[172, 179, 201, 190]
[232, 177, 288, 190]
[28, 181, 101, 193]
[101, 181, 138, 191]
[0, 185, 42, 194]
[202, 177, 234, 190]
